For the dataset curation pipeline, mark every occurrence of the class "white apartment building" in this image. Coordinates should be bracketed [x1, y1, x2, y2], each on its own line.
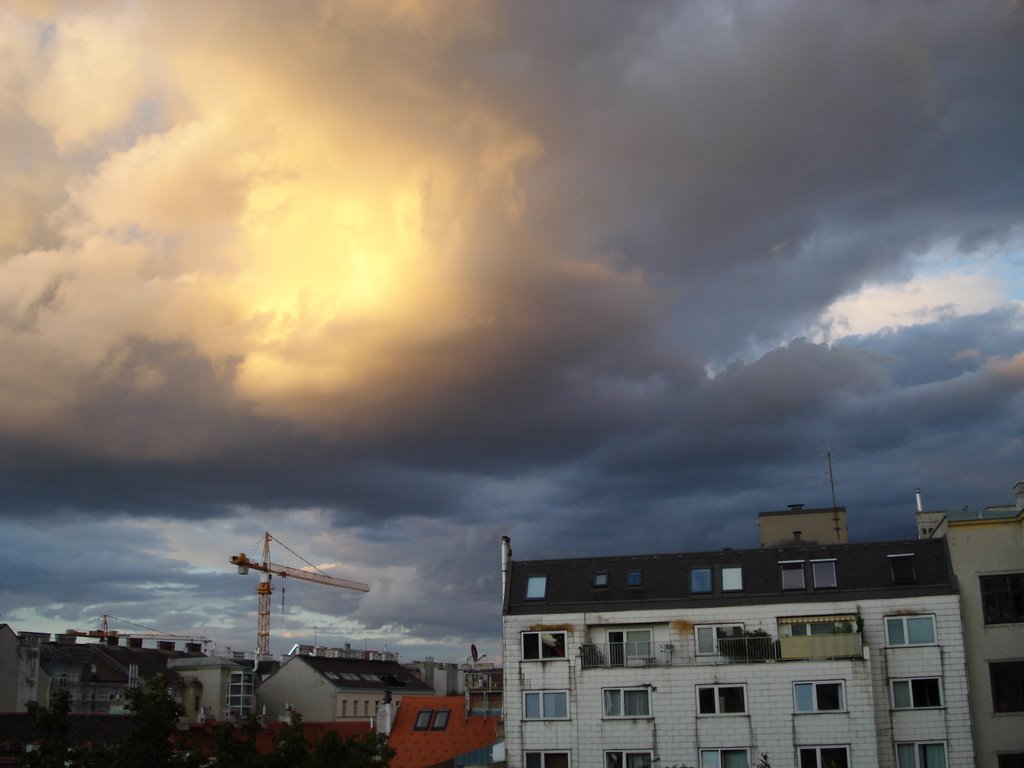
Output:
[501, 535, 974, 768]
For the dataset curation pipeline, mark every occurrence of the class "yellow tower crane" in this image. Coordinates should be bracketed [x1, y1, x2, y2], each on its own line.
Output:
[230, 531, 370, 656]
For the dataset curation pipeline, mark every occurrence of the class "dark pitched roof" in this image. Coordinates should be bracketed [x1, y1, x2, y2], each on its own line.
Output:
[40, 642, 204, 685]
[279, 656, 433, 693]
[505, 537, 954, 615]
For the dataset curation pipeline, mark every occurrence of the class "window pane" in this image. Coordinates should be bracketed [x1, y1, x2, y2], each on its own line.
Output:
[626, 755, 651, 768]
[722, 567, 742, 591]
[723, 751, 749, 768]
[604, 689, 621, 716]
[907, 617, 935, 644]
[432, 710, 449, 730]
[893, 681, 912, 708]
[627, 630, 651, 657]
[794, 683, 814, 712]
[719, 686, 745, 713]
[912, 679, 941, 708]
[546, 754, 570, 768]
[544, 692, 567, 718]
[697, 627, 715, 654]
[692, 568, 712, 593]
[813, 561, 837, 588]
[990, 661, 1024, 712]
[415, 710, 432, 729]
[896, 744, 915, 768]
[887, 618, 906, 645]
[920, 743, 946, 768]
[523, 633, 540, 659]
[799, 749, 818, 768]
[782, 562, 805, 589]
[526, 755, 543, 768]
[624, 689, 649, 716]
[820, 748, 849, 768]
[526, 576, 547, 599]
[606, 754, 623, 768]
[817, 683, 843, 710]
[594, 572, 609, 587]
[525, 693, 540, 718]
[809, 622, 836, 636]
[698, 687, 716, 714]
[891, 555, 916, 584]
[540, 633, 566, 658]
[627, 570, 642, 586]
[700, 751, 722, 768]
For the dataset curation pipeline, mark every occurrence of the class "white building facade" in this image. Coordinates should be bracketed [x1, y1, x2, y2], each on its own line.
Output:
[501, 537, 974, 768]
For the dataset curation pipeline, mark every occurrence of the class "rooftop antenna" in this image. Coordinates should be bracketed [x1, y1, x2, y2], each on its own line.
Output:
[826, 451, 841, 543]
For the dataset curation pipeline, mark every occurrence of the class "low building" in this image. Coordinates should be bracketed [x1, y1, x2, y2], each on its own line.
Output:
[501, 532, 975, 768]
[382, 694, 504, 768]
[256, 655, 434, 723]
[0, 626, 48, 713]
[166, 655, 254, 723]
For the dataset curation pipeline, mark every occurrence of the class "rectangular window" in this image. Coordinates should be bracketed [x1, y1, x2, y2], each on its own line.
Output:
[522, 631, 567, 660]
[695, 624, 743, 655]
[794, 681, 845, 712]
[697, 684, 746, 714]
[811, 560, 837, 589]
[341, 700, 347, 717]
[691, 567, 712, 593]
[998, 755, 1024, 768]
[980, 573, 1024, 624]
[526, 575, 548, 599]
[603, 687, 651, 718]
[891, 678, 942, 709]
[432, 709, 450, 730]
[524, 690, 569, 719]
[699, 749, 749, 768]
[414, 709, 432, 730]
[607, 628, 652, 666]
[627, 569, 642, 586]
[885, 615, 936, 646]
[990, 661, 1024, 713]
[799, 747, 850, 768]
[526, 753, 570, 768]
[896, 742, 947, 768]
[605, 751, 653, 768]
[594, 572, 609, 587]
[889, 554, 917, 585]
[781, 561, 806, 590]
[722, 566, 743, 591]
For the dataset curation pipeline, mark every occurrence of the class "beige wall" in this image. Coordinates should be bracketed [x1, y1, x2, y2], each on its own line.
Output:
[0, 627, 47, 712]
[758, 508, 848, 546]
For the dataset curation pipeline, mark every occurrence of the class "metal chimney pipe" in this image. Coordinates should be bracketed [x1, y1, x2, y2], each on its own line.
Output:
[500, 536, 512, 601]
[915, 488, 923, 513]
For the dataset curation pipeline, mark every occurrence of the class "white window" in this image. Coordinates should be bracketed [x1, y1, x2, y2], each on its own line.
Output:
[605, 751, 653, 768]
[799, 746, 850, 768]
[896, 742, 947, 768]
[607, 628, 653, 666]
[885, 615, 936, 646]
[794, 681, 845, 712]
[594, 572, 609, 587]
[524, 690, 569, 719]
[891, 678, 942, 709]
[781, 561, 806, 589]
[697, 684, 746, 714]
[603, 687, 651, 718]
[811, 559, 837, 589]
[722, 566, 743, 591]
[526, 752, 570, 768]
[526, 575, 547, 599]
[522, 631, 567, 659]
[700, 748, 750, 768]
[695, 624, 744, 655]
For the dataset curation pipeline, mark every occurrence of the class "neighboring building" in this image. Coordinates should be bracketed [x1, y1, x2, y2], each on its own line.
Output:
[406, 658, 465, 696]
[0, 626, 47, 713]
[256, 655, 434, 722]
[758, 504, 848, 546]
[930, 481, 1024, 768]
[381, 694, 504, 768]
[166, 655, 254, 723]
[501, 534, 974, 768]
[465, 665, 503, 718]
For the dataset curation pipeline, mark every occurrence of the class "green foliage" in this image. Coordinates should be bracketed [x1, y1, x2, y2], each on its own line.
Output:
[22, 690, 72, 768]
[109, 675, 186, 768]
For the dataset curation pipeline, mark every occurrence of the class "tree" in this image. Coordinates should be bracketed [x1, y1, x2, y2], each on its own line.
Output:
[22, 690, 72, 768]
[107, 675, 188, 768]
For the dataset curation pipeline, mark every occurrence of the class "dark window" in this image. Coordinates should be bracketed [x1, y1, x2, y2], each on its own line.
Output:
[889, 555, 916, 584]
[431, 710, 450, 730]
[691, 568, 711, 593]
[697, 685, 746, 714]
[998, 755, 1024, 768]
[627, 570, 642, 586]
[594, 572, 609, 587]
[414, 709, 432, 730]
[990, 661, 1024, 713]
[781, 561, 805, 590]
[892, 678, 942, 709]
[522, 631, 567, 660]
[980, 573, 1024, 624]
[799, 747, 849, 768]
[526, 753, 570, 768]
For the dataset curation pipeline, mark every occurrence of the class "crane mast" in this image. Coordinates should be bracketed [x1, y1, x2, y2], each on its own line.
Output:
[230, 531, 369, 656]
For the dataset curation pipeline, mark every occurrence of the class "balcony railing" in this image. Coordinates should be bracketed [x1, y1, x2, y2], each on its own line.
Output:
[579, 634, 864, 668]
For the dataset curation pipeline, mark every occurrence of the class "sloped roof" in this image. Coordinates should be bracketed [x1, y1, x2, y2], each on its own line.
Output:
[40, 642, 204, 685]
[506, 537, 955, 615]
[275, 656, 433, 693]
[388, 695, 499, 768]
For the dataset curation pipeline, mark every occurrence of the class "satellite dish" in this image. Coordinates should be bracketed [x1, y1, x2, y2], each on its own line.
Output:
[470, 644, 479, 662]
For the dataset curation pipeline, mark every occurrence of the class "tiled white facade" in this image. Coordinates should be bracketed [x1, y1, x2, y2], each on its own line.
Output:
[502, 594, 974, 768]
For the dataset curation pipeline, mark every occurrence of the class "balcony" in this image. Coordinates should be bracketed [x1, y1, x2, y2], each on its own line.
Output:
[778, 633, 862, 660]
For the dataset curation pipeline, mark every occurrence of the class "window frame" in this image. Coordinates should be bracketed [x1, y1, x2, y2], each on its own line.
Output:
[980, 573, 1024, 625]
[604, 750, 654, 768]
[526, 575, 548, 600]
[413, 709, 433, 730]
[888, 554, 917, 585]
[525, 752, 571, 768]
[793, 680, 846, 713]
[594, 571, 609, 588]
[602, 686, 652, 719]
[798, 746, 850, 768]
[523, 690, 570, 720]
[431, 709, 450, 730]
[627, 569, 642, 586]
[522, 630, 568, 660]
[691, 567, 712, 594]
[990, 660, 1024, 713]
[890, 677, 943, 710]
[721, 566, 743, 592]
[695, 623, 744, 655]
[697, 684, 747, 715]
[781, 560, 806, 590]
[699, 748, 750, 768]
[885, 614, 936, 646]
[895, 741, 947, 768]
[811, 559, 837, 589]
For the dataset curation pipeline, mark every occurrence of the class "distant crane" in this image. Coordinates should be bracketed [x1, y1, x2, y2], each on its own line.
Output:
[230, 531, 370, 656]
[64, 614, 210, 646]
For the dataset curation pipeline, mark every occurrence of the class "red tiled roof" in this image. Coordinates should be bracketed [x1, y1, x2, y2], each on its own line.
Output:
[387, 695, 499, 768]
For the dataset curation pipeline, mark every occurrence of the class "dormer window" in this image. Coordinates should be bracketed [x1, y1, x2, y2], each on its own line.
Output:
[526, 575, 548, 599]
[888, 554, 916, 585]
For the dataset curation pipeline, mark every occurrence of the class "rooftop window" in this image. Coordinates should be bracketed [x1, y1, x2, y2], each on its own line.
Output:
[431, 709, 450, 730]
[690, 567, 711, 594]
[627, 570, 642, 586]
[526, 575, 548, 600]
[722, 566, 742, 592]
[413, 709, 432, 730]
[811, 560, 837, 589]
[888, 554, 916, 585]
[594, 572, 609, 588]
[781, 561, 805, 590]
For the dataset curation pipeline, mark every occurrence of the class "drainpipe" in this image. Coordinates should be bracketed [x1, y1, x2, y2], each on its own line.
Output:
[500, 536, 512, 603]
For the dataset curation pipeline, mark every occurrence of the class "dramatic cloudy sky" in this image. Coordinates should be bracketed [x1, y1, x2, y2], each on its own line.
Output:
[1, 0, 1022, 661]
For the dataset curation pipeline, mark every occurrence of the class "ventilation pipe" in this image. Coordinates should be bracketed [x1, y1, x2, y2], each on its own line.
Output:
[501, 536, 512, 602]
[915, 488, 923, 512]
